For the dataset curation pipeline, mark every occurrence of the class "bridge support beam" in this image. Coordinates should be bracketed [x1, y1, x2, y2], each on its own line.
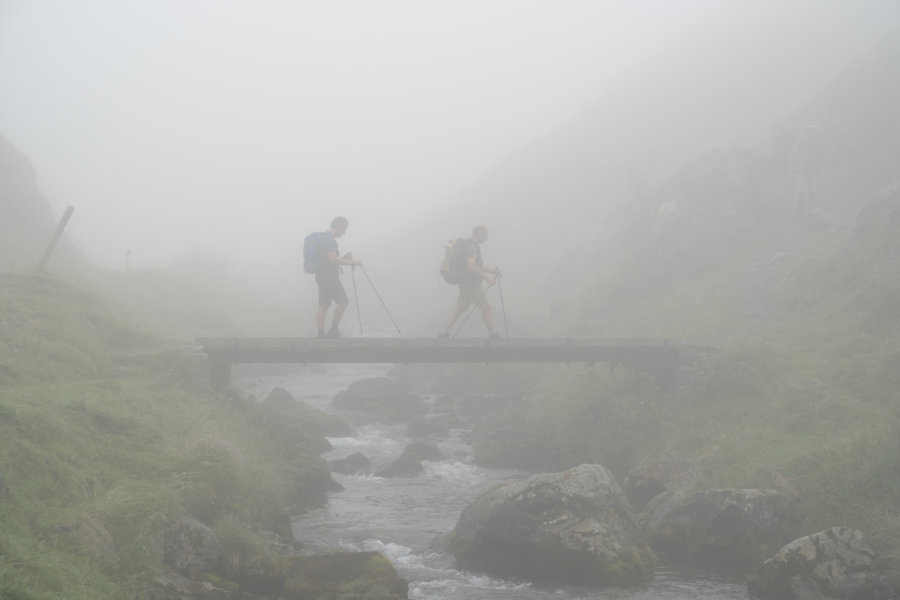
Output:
[198, 337, 694, 391]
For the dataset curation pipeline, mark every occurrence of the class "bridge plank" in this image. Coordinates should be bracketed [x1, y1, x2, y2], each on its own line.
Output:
[197, 337, 688, 389]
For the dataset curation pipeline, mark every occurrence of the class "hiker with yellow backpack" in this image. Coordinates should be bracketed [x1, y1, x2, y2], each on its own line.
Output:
[438, 225, 502, 339]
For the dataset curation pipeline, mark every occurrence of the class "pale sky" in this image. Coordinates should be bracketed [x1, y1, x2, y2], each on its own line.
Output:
[1, 2, 720, 270]
[1, 1, 897, 292]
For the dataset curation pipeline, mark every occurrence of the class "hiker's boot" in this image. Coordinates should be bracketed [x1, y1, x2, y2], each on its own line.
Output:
[327, 327, 341, 339]
[437, 331, 449, 339]
[317, 330, 326, 339]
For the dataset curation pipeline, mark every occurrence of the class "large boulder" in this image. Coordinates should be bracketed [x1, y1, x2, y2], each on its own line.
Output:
[647, 488, 790, 565]
[163, 517, 223, 578]
[258, 386, 352, 453]
[448, 464, 655, 586]
[404, 439, 444, 462]
[332, 377, 427, 423]
[747, 527, 888, 600]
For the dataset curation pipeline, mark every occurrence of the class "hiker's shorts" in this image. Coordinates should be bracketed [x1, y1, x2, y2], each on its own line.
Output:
[457, 283, 489, 311]
[316, 272, 348, 306]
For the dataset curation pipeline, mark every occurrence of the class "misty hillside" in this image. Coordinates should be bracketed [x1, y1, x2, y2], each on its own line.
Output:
[576, 32, 900, 342]
[0, 135, 79, 270]
[361, 30, 900, 338]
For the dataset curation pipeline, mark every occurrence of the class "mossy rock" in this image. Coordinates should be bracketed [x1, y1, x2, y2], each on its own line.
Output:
[283, 552, 408, 600]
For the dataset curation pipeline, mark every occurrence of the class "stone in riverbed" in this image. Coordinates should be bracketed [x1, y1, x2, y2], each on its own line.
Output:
[747, 526, 890, 600]
[448, 463, 655, 586]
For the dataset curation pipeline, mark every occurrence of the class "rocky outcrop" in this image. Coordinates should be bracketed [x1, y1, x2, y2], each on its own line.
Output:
[747, 527, 888, 600]
[0, 135, 76, 270]
[333, 377, 428, 423]
[255, 387, 345, 511]
[646, 488, 790, 565]
[163, 517, 224, 578]
[448, 464, 655, 586]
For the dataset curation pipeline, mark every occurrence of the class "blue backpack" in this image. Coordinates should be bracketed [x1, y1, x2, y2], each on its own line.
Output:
[303, 231, 330, 274]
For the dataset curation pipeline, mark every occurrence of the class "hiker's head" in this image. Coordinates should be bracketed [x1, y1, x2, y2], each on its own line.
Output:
[472, 225, 488, 243]
[331, 216, 349, 237]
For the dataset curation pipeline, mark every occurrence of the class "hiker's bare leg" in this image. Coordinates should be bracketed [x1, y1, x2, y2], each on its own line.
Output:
[481, 304, 493, 332]
[331, 300, 349, 330]
[317, 303, 330, 332]
[444, 298, 471, 332]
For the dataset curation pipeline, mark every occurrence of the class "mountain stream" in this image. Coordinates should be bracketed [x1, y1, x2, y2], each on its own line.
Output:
[239, 363, 749, 600]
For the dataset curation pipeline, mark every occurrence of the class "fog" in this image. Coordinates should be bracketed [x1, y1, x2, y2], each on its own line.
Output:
[2, 1, 898, 334]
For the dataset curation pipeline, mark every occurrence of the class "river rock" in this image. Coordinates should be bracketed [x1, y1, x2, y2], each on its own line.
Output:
[647, 488, 790, 565]
[284, 551, 408, 599]
[237, 551, 408, 599]
[448, 463, 655, 585]
[404, 439, 444, 461]
[333, 377, 427, 423]
[284, 455, 344, 513]
[376, 449, 424, 477]
[746, 527, 888, 600]
[329, 452, 370, 475]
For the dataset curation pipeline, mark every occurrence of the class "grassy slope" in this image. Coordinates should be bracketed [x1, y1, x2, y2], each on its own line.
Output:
[0, 272, 296, 599]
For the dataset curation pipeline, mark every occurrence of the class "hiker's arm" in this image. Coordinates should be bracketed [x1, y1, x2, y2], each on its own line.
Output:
[329, 251, 361, 267]
[466, 258, 494, 283]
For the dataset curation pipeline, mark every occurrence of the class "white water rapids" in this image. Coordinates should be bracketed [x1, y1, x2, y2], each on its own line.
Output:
[238, 363, 749, 600]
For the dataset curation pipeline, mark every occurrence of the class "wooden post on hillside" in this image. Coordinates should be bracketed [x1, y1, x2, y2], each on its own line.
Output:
[36, 205, 75, 272]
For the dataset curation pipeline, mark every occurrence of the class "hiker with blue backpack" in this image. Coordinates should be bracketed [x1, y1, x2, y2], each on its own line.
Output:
[438, 225, 501, 339]
[303, 216, 361, 338]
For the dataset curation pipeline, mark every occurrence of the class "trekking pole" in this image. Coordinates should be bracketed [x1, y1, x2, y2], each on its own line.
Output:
[360, 266, 402, 335]
[350, 266, 363, 336]
[495, 269, 509, 338]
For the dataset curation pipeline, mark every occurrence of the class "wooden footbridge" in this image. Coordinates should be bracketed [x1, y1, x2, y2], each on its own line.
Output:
[198, 337, 698, 389]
